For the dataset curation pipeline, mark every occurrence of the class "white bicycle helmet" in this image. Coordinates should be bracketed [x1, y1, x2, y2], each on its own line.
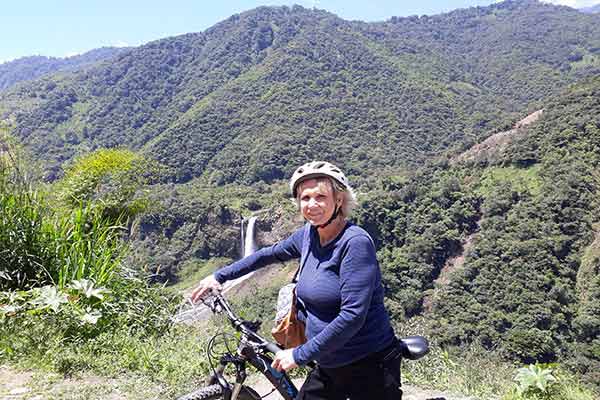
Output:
[289, 161, 350, 197]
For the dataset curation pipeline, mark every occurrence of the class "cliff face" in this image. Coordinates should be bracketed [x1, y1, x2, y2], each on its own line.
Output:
[451, 110, 544, 166]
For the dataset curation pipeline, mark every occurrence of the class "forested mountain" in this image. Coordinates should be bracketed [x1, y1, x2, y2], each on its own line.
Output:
[1, 0, 599, 183]
[354, 76, 600, 385]
[0, 47, 130, 91]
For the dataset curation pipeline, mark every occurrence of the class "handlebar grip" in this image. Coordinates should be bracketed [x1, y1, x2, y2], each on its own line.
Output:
[264, 342, 316, 369]
[265, 342, 283, 354]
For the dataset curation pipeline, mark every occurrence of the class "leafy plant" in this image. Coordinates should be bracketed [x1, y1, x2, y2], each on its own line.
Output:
[514, 364, 558, 397]
[29, 285, 69, 312]
[68, 278, 110, 301]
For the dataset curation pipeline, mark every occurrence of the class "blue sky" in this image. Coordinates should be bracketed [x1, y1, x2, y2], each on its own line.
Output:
[0, 0, 595, 63]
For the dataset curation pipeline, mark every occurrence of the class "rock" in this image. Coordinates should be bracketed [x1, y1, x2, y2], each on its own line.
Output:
[9, 387, 30, 395]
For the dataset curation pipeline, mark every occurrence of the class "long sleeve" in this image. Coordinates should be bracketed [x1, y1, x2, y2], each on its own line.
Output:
[213, 227, 304, 284]
[293, 235, 378, 365]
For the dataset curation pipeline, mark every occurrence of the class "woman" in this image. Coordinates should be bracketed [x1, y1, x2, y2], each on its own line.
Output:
[191, 161, 400, 400]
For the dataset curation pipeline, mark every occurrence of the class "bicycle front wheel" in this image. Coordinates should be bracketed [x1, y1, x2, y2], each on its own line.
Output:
[177, 384, 260, 400]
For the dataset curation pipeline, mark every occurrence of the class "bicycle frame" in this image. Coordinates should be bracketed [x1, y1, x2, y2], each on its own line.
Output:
[196, 293, 429, 400]
[202, 294, 300, 400]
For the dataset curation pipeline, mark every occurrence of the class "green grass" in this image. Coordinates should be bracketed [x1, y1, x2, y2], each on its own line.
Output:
[2, 319, 214, 398]
[50, 206, 126, 288]
[3, 325, 212, 399]
[501, 368, 597, 400]
[476, 165, 543, 197]
[27, 373, 168, 400]
[168, 257, 233, 293]
[393, 317, 598, 400]
[401, 344, 597, 400]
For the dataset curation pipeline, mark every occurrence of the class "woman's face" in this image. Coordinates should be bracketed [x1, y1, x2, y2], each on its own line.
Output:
[298, 178, 340, 226]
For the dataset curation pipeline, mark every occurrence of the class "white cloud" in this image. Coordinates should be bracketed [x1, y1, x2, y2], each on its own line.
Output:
[0, 56, 18, 64]
[112, 41, 130, 48]
[544, 0, 599, 8]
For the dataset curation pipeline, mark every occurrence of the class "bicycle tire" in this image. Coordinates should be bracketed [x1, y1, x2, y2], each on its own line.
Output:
[177, 384, 260, 400]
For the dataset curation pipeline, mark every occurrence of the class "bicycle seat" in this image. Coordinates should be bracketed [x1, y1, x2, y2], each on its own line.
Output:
[398, 336, 429, 360]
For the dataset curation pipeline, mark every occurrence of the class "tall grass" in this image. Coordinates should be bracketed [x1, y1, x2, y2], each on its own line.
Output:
[0, 143, 51, 289]
[48, 205, 125, 288]
[0, 173, 47, 289]
[1, 129, 200, 396]
[0, 169, 125, 290]
[1, 133, 125, 291]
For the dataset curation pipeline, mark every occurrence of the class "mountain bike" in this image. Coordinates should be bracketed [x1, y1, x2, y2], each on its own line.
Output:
[177, 293, 429, 400]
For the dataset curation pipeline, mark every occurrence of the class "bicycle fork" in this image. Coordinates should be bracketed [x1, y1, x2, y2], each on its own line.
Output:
[205, 357, 248, 400]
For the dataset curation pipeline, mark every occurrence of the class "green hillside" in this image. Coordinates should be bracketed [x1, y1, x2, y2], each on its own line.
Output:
[1, 0, 599, 183]
[354, 76, 600, 386]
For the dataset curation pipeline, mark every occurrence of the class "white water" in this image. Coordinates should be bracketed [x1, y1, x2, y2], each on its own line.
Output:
[244, 216, 258, 257]
[223, 215, 258, 293]
[173, 215, 259, 323]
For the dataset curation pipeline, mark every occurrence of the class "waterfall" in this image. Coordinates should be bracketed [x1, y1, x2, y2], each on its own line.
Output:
[223, 215, 258, 292]
[173, 215, 260, 324]
[243, 216, 258, 257]
[240, 217, 245, 258]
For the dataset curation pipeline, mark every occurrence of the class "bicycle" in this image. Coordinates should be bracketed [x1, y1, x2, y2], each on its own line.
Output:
[177, 293, 429, 400]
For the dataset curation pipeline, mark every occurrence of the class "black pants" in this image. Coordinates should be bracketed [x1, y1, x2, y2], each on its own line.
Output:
[297, 345, 402, 400]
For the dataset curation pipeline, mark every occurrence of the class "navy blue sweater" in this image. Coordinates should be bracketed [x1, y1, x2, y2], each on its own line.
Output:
[214, 222, 396, 368]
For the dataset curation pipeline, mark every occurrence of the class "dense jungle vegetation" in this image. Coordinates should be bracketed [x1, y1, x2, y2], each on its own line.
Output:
[355, 76, 600, 389]
[1, 1, 600, 398]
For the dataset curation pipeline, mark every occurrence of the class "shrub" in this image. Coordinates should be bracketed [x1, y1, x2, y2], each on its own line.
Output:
[56, 148, 158, 220]
[514, 364, 558, 398]
[502, 364, 597, 400]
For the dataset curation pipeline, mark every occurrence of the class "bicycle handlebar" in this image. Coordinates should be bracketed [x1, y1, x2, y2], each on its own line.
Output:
[203, 293, 283, 354]
[264, 341, 283, 354]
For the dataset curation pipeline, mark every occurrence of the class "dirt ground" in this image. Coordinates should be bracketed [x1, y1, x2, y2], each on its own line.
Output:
[1, 365, 476, 400]
[245, 374, 474, 400]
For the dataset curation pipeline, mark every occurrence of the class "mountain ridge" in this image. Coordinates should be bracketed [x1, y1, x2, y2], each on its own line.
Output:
[1, 0, 599, 183]
[0, 47, 130, 91]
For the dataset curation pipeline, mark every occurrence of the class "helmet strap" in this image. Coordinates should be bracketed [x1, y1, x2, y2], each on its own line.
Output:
[317, 204, 341, 229]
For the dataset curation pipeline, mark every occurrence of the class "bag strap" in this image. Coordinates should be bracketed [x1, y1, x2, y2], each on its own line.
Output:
[292, 223, 311, 283]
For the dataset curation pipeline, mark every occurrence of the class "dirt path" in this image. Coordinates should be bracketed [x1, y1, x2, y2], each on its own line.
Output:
[246, 374, 475, 400]
[0, 366, 164, 400]
[1, 365, 476, 400]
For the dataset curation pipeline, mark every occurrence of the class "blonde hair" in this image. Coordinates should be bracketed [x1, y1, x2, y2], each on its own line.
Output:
[296, 177, 357, 217]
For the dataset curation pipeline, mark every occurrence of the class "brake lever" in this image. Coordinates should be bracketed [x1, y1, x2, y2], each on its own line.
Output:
[194, 293, 220, 314]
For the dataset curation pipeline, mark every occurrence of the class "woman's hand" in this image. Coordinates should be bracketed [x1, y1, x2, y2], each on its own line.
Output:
[271, 349, 298, 372]
[190, 275, 223, 303]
